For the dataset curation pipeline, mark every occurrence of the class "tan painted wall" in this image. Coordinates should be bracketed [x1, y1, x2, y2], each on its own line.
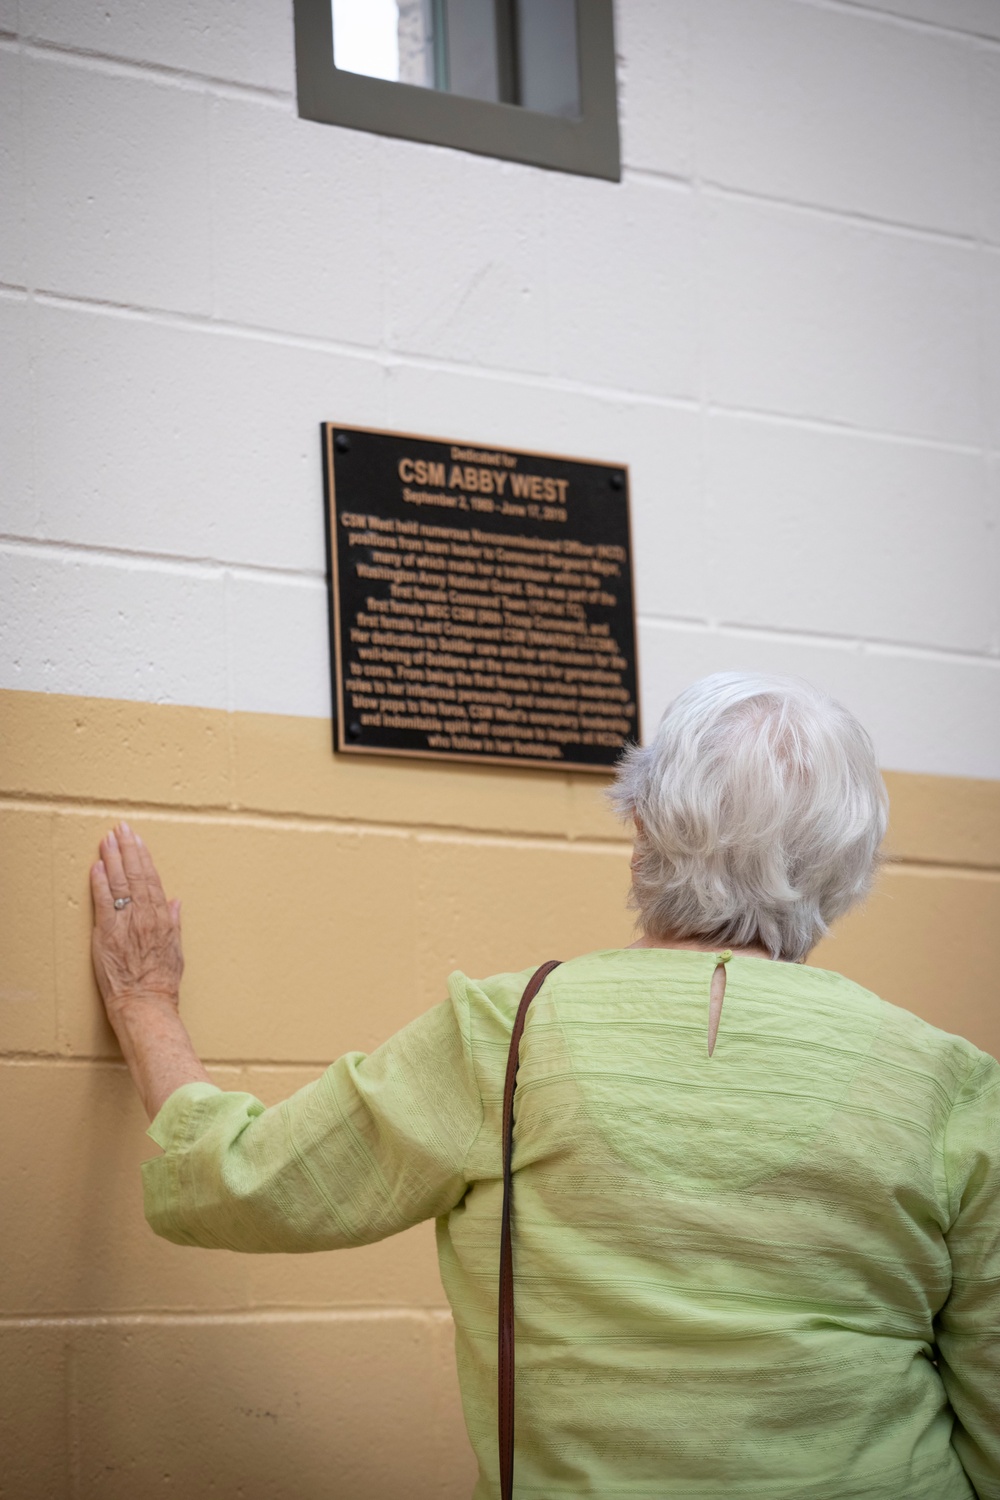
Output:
[2, 687, 999, 1498]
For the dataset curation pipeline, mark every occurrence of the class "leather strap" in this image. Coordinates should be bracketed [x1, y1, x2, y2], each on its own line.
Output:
[498, 959, 562, 1500]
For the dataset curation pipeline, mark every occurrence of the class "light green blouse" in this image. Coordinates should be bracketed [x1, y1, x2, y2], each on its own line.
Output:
[144, 949, 1000, 1499]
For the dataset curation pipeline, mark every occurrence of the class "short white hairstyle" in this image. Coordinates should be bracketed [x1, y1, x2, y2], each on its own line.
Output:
[610, 672, 888, 962]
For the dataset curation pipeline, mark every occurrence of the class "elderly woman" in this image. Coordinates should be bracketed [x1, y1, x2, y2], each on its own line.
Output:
[91, 672, 999, 1500]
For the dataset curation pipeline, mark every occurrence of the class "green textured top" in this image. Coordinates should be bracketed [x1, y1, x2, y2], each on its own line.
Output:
[144, 949, 1000, 1499]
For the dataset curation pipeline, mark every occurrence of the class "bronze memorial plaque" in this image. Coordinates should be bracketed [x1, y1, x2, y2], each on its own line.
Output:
[322, 425, 640, 771]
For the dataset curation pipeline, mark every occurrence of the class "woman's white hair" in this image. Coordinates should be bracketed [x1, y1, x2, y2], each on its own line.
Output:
[610, 672, 888, 963]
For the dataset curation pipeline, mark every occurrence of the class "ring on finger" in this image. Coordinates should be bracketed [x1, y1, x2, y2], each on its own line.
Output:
[113, 896, 132, 910]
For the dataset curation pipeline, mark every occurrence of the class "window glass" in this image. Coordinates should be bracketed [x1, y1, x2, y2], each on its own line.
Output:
[516, 0, 579, 119]
[331, 0, 401, 82]
[330, 0, 580, 117]
[397, 1, 435, 88]
[442, 0, 500, 104]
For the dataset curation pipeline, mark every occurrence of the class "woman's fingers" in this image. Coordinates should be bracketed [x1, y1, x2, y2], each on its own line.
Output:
[98, 823, 169, 913]
[100, 828, 131, 903]
[116, 822, 150, 896]
[90, 858, 115, 922]
[134, 832, 169, 910]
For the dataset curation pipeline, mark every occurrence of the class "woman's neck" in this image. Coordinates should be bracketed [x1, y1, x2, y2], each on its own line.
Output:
[628, 934, 781, 962]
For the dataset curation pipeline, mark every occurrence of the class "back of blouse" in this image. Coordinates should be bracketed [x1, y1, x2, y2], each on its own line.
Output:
[143, 947, 1000, 1500]
[440, 949, 1000, 1500]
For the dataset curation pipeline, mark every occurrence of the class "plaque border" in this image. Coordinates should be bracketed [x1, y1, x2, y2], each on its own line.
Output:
[322, 422, 641, 776]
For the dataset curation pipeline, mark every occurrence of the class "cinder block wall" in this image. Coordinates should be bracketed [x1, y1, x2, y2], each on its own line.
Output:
[2, 2, 999, 1495]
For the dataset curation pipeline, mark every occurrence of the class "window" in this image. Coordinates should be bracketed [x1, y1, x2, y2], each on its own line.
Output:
[293, 0, 619, 180]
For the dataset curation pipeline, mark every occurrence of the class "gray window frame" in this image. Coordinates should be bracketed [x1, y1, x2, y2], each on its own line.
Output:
[293, 0, 620, 182]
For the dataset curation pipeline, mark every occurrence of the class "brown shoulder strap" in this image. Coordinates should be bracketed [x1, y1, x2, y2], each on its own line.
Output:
[498, 959, 562, 1500]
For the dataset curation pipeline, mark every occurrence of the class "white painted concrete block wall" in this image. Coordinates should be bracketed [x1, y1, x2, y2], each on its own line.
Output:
[2, 0, 999, 776]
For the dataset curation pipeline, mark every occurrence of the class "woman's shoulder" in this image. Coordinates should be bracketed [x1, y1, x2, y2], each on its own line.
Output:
[446, 964, 539, 1029]
[767, 956, 998, 1107]
[447, 950, 633, 1025]
[452, 949, 997, 1100]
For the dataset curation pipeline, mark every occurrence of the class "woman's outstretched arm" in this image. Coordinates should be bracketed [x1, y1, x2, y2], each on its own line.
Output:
[90, 821, 485, 1254]
[91, 821, 212, 1120]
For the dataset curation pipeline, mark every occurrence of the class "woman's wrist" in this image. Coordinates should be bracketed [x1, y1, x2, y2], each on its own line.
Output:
[107, 988, 180, 1023]
[106, 991, 211, 1120]
[105, 991, 181, 1045]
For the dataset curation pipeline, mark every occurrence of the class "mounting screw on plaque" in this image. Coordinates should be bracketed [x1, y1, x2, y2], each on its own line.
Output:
[335, 432, 351, 453]
[610, 471, 625, 491]
[346, 721, 362, 740]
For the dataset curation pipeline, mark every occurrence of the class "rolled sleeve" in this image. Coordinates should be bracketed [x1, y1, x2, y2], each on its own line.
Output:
[142, 979, 485, 1254]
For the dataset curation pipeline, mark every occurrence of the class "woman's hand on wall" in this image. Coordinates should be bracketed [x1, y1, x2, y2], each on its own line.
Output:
[90, 823, 211, 1120]
[91, 823, 184, 1021]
